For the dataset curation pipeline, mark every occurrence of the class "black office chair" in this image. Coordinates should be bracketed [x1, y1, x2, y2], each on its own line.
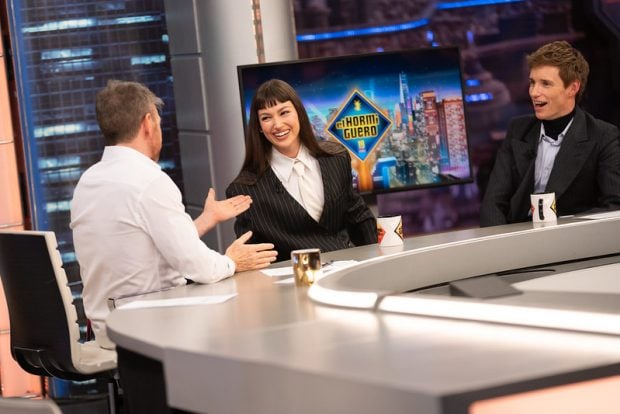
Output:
[0, 230, 118, 413]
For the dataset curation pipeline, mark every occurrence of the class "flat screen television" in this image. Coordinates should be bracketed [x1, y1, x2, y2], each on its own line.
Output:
[237, 46, 473, 195]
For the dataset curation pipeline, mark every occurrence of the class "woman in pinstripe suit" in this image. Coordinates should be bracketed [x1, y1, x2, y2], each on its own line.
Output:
[226, 79, 377, 262]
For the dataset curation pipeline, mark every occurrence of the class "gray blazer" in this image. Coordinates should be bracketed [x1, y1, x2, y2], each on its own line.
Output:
[480, 107, 620, 226]
[226, 141, 377, 262]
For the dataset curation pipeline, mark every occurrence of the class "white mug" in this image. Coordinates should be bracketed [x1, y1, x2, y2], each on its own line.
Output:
[530, 192, 557, 223]
[377, 215, 404, 247]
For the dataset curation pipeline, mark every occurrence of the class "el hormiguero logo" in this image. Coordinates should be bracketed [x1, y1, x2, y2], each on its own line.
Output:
[325, 89, 392, 162]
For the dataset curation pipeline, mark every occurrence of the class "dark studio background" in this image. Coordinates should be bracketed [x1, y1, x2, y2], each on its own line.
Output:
[294, 0, 620, 234]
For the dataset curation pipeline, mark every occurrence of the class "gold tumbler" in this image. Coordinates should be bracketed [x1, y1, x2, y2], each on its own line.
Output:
[291, 248, 322, 287]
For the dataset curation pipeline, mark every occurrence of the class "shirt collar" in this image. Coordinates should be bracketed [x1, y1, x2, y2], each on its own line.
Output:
[539, 118, 574, 146]
[102, 145, 162, 170]
[270, 145, 312, 182]
[295, 145, 314, 168]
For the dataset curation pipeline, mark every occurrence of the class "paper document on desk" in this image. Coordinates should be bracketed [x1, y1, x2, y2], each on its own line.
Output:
[324, 260, 359, 272]
[117, 294, 237, 310]
[263, 260, 359, 277]
[261, 267, 294, 277]
[272, 260, 359, 284]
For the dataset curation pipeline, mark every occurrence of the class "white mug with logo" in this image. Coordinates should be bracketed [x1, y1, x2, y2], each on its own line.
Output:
[530, 192, 557, 223]
[377, 215, 404, 247]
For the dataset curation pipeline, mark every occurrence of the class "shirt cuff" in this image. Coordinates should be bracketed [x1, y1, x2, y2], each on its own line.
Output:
[225, 254, 236, 276]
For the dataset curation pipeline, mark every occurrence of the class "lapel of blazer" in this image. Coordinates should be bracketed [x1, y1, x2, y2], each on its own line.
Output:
[512, 123, 539, 176]
[507, 119, 539, 218]
[264, 167, 299, 206]
[264, 166, 322, 225]
[512, 120, 539, 187]
[317, 156, 336, 226]
[545, 108, 594, 199]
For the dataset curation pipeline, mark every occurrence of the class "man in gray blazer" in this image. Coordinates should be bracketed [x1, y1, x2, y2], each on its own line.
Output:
[480, 41, 620, 226]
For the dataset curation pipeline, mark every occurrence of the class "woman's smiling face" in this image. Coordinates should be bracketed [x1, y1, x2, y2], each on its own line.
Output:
[258, 100, 301, 158]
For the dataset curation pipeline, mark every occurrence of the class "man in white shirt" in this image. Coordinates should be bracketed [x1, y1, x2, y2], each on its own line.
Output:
[71, 80, 277, 348]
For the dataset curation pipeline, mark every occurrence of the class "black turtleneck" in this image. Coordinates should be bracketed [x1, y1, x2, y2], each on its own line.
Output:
[542, 108, 576, 140]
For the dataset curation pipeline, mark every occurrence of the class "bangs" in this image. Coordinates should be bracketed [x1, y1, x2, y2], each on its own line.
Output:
[255, 82, 295, 110]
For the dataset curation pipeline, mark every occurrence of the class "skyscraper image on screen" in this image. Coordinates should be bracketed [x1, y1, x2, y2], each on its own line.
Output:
[238, 46, 472, 194]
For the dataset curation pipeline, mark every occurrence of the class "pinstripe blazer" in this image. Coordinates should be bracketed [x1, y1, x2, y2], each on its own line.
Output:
[226, 142, 377, 262]
[480, 107, 620, 226]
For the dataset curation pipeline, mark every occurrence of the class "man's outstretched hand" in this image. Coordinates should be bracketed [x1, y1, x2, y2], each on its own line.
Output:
[225, 231, 277, 272]
[195, 188, 252, 236]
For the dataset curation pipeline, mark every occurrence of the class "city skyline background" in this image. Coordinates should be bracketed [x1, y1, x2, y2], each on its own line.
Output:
[238, 46, 471, 193]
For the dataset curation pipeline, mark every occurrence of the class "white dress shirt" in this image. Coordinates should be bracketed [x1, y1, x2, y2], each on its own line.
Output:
[70, 146, 234, 348]
[534, 119, 573, 193]
[270, 145, 324, 220]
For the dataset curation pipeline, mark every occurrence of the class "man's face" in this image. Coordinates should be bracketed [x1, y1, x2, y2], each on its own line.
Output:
[529, 65, 579, 120]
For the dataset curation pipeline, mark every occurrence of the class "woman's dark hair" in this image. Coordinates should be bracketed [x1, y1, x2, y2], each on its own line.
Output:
[240, 79, 332, 176]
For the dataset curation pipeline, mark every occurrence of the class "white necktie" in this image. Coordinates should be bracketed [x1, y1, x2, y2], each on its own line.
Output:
[293, 160, 322, 222]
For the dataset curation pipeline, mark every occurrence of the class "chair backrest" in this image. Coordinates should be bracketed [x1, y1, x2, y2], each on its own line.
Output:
[0, 230, 84, 379]
[0, 398, 62, 414]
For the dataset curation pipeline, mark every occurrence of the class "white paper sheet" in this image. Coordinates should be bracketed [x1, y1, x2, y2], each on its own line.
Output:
[261, 267, 294, 277]
[261, 260, 360, 278]
[117, 294, 237, 310]
[269, 260, 360, 285]
[274, 277, 295, 285]
[325, 260, 359, 272]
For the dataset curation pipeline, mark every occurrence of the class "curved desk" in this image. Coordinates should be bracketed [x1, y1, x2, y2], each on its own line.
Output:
[107, 218, 620, 414]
